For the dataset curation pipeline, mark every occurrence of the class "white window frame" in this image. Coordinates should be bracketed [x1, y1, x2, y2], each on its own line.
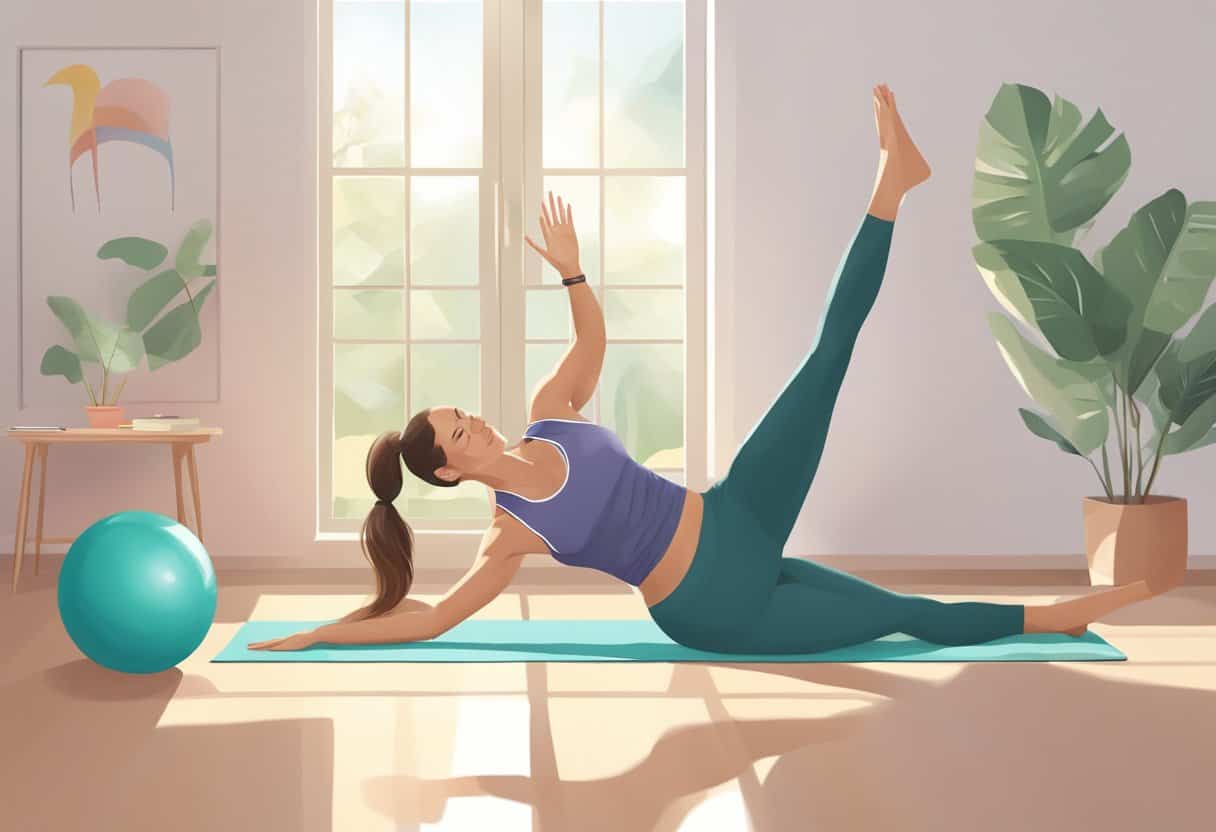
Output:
[318, 0, 709, 566]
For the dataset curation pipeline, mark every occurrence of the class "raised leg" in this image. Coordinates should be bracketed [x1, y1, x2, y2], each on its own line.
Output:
[720, 214, 894, 545]
[718, 85, 931, 547]
[11, 443, 36, 593]
[33, 444, 48, 576]
[186, 445, 204, 542]
[172, 443, 188, 527]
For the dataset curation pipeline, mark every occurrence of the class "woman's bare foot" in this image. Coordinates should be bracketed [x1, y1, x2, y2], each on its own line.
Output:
[1023, 580, 1154, 636]
[883, 85, 931, 190]
[868, 84, 930, 220]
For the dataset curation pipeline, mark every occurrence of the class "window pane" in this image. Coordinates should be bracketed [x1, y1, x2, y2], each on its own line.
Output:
[411, 343, 480, 414]
[334, 177, 406, 286]
[410, 290, 480, 339]
[333, 343, 405, 519]
[543, 1, 599, 168]
[411, 0, 482, 167]
[605, 176, 684, 284]
[604, 0, 684, 168]
[605, 289, 683, 339]
[334, 289, 404, 340]
[540, 175, 599, 286]
[334, 1, 405, 167]
[601, 343, 683, 468]
[405, 476, 490, 520]
[527, 290, 571, 340]
[411, 176, 478, 285]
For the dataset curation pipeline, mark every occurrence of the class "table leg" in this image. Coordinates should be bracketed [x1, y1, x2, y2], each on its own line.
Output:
[186, 445, 204, 543]
[33, 444, 48, 576]
[171, 443, 187, 527]
[11, 443, 36, 593]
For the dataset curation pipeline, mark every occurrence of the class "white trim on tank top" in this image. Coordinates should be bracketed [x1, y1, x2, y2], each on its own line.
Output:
[488, 418, 593, 554]
[492, 435, 571, 503]
[493, 502, 560, 555]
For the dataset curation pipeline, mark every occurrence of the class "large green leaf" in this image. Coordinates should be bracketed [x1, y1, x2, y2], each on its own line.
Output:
[176, 219, 214, 279]
[1120, 328, 1172, 395]
[1179, 303, 1216, 363]
[1134, 369, 1172, 455]
[1156, 341, 1216, 425]
[1018, 408, 1082, 455]
[1095, 191, 1216, 391]
[143, 280, 216, 370]
[1143, 201, 1216, 333]
[97, 236, 168, 271]
[46, 296, 95, 360]
[973, 241, 1038, 330]
[128, 268, 186, 331]
[46, 296, 143, 371]
[1182, 424, 1216, 453]
[1163, 394, 1216, 455]
[975, 239, 1129, 361]
[40, 345, 83, 383]
[988, 312, 1109, 454]
[972, 84, 1130, 246]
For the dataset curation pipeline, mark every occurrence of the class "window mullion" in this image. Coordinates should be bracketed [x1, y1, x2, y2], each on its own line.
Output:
[403, 0, 413, 427]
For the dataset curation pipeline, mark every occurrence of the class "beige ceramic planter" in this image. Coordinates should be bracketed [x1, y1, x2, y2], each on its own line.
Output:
[1083, 496, 1187, 587]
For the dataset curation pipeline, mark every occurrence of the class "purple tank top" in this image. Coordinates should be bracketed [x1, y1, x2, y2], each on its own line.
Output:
[492, 419, 686, 586]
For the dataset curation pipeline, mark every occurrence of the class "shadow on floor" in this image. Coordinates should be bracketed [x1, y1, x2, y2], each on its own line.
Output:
[362, 660, 1216, 831]
[0, 660, 334, 832]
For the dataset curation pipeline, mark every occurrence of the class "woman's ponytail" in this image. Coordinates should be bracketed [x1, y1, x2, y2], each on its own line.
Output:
[356, 411, 456, 620]
[357, 431, 416, 620]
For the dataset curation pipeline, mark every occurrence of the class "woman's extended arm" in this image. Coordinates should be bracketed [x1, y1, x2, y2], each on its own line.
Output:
[249, 522, 524, 650]
[309, 608, 438, 646]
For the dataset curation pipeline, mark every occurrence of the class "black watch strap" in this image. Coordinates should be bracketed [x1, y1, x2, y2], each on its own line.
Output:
[561, 273, 587, 287]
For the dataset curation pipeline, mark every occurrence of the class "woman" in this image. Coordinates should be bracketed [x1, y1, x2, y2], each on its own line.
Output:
[252, 85, 1169, 653]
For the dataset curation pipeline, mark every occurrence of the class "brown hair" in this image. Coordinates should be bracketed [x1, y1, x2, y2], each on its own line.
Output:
[356, 409, 459, 619]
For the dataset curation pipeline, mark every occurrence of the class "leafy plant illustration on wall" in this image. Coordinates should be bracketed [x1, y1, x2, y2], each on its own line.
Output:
[40, 219, 217, 405]
[972, 83, 1216, 503]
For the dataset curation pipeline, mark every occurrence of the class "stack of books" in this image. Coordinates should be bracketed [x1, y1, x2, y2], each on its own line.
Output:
[124, 415, 202, 431]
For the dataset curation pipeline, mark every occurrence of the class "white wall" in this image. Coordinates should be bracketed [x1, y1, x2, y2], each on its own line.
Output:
[2, 0, 1212, 568]
[728, 0, 1216, 556]
[1, 0, 327, 563]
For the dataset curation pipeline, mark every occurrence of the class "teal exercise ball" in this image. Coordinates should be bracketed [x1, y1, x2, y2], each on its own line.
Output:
[58, 511, 216, 674]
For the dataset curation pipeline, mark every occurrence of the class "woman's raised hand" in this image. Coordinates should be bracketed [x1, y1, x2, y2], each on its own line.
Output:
[525, 191, 583, 279]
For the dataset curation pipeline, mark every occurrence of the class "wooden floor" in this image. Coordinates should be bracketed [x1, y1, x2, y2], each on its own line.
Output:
[2, 565, 1215, 832]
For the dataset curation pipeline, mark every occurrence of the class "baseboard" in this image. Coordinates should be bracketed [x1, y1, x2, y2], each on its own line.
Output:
[6, 551, 1216, 580]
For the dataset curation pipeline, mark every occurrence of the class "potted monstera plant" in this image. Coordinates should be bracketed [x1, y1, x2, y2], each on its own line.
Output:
[40, 219, 217, 427]
[972, 83, 1216, 588]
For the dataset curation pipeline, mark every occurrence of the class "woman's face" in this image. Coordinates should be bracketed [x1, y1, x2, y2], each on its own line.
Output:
[428, 406, 507, 482]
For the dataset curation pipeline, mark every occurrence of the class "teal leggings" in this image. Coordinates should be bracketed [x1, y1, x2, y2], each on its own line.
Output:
[648, 214, 1025, 654]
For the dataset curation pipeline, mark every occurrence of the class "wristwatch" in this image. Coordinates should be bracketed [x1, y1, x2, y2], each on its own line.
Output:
[562, 273, 587, 287]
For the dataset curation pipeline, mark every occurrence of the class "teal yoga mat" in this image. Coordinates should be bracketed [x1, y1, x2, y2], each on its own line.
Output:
[213, 619, 1126, 663]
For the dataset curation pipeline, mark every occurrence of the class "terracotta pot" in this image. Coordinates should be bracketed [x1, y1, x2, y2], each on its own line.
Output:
[1083, 496, 1187, 587]
[85, 405, 126, 429]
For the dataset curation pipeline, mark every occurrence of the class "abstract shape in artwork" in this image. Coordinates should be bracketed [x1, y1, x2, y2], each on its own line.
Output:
[44, 64, 176, 212]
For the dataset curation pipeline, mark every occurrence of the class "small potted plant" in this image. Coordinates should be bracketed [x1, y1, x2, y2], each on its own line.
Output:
[971, 83, 1216, 588]
[41, 219, 218, 428]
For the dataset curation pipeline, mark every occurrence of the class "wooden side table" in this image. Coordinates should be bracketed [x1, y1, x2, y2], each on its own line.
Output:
[6, 428, 223, 592]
